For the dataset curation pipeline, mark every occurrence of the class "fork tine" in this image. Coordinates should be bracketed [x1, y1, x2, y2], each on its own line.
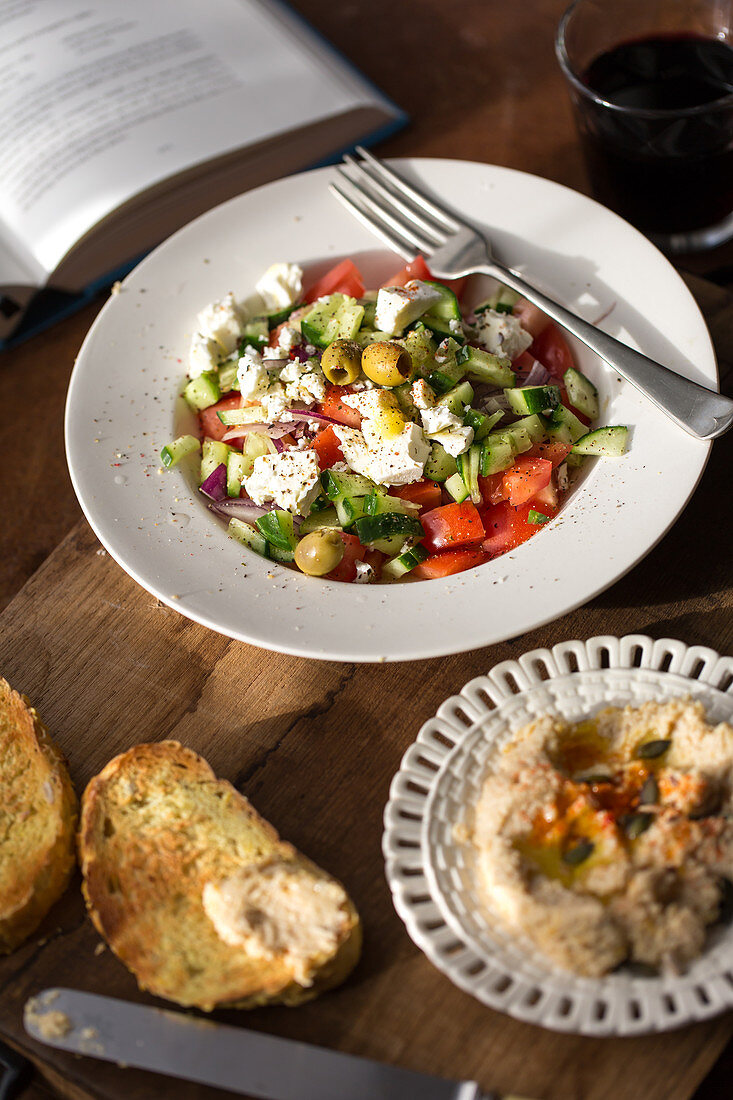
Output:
[342, 154, 448, 246]
[354, 145, 462, 232]
[329, 183, 417, 262]
[335, 167, 438, 255]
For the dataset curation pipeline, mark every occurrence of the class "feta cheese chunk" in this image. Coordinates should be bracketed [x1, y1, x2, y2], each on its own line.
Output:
[255, 263, 303, 313]
[237, 346, 270, 400]
[188, 291, 244, 376]
[244, 450, 321, 516]
[280, 359, 326, 405]
[335, 421, 429, 486]
[471, 308, 532, 362]
[411, 379, 435, 410]
[420, 405, 474, 457]
[375, 280, 443, 335]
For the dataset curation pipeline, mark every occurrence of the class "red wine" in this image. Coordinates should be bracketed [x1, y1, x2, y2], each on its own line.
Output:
[575, 34, 733, 236]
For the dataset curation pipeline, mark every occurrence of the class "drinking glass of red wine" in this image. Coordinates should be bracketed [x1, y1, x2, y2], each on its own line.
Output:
[556, 0, 733, 254]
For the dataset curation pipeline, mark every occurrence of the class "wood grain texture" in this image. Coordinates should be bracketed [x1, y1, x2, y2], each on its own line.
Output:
[0, 275, 730, 1100]
[0, 0, 732, 1094]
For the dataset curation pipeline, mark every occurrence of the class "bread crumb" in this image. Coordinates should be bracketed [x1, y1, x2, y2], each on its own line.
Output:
[28, 1007, 72, 1039]
[94, 942, 106, 955]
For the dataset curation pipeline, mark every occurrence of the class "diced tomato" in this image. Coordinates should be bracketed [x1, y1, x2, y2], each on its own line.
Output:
[512, 351, 541, 377]
[199, 394, 242, 442]
[325, 532, 364, 583]
[532, 481, 559, 511]
[530, 323, 575, 380]
[420, 501, 485, 553]
[316, 385, 362, 428]
[311, 424, 344, 470]
[512, 298, 551, 339]
[389, 479, 442, 512]
[481, 500, 555, 557]
[501, 457, 553, 507]
[526, 441, 572, 468]
[412, 547, 488, 580]
[478, 472, 508, 507]
[382, 255, 467, 301]
[363, 548, 385, 581]
[304, 259, 365, 303]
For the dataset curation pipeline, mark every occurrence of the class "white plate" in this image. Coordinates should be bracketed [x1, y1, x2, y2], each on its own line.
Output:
[65, 160, 716, 662]
[383, 634, 733, 1035]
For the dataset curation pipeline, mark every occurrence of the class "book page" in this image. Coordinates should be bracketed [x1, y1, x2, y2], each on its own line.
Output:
[0, 0, 392, 280]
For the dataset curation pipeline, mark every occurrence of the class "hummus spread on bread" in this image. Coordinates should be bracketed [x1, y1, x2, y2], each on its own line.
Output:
[473, 699, 733, 976]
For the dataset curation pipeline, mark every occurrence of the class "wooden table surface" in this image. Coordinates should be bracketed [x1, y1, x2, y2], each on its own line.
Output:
[1, 1, 732, 1098]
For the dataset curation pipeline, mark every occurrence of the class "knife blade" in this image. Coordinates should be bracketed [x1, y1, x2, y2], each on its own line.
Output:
[24, 989, 496, 1100]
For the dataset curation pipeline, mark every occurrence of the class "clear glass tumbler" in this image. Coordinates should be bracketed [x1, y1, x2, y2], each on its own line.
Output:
[556, 0, 733, 254]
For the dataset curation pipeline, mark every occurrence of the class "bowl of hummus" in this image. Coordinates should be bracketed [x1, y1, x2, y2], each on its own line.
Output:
[474, 700, 733, 978]
[384, 634, 733, 1034]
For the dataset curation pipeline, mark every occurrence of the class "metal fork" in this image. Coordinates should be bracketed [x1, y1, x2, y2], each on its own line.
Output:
[330, 147, 733, 441]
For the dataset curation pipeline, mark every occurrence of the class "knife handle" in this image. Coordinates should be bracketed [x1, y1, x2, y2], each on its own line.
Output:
[0, 1039, 32, 1100]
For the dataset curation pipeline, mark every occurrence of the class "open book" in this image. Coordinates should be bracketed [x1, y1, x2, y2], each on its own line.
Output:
[0, 0, 406, 345]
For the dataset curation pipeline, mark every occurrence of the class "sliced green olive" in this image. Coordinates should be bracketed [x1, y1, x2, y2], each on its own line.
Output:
[294, 529, 345, 577]
[320, 340, 362, 385]
[361, 341, 412, 387]
[562, 839, 594, 866]
[636, 739, 671, 760]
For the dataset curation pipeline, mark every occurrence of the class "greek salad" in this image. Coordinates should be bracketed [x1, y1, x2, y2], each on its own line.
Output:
[162, 256, 627, 583]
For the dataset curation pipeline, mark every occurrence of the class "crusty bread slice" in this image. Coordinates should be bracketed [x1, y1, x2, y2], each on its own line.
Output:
[78, 741, 361, 1010]
[0, 677, 78, 954]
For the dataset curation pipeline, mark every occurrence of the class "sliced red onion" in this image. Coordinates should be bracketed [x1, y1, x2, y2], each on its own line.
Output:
[285, 407, 339, 425]
[208, 498, 273, 523]
[200, 462, 227, 501]
[272, 437, 285, 452]
[482, 393, 513, 415]
[519, 358, 550, 386]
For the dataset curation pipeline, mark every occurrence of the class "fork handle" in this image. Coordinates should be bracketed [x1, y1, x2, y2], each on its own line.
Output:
[474, 261, 733, 441]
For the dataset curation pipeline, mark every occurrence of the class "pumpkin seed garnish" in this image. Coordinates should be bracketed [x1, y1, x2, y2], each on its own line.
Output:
[562, 839, 594, 866]
[621, 812, 653, 839]
[639, 775, 659, 805]
[636, 739, 671, 760]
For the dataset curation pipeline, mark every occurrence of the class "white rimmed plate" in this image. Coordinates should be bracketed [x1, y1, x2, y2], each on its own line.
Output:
[383, 634, 733, 1035]
[65, 160, 716, 662]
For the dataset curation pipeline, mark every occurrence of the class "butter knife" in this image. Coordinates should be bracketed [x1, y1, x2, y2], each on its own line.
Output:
[24, 989, 531, 1100]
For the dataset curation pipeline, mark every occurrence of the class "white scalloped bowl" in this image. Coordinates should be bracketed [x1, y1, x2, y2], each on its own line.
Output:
[383, 635, 733, 1035]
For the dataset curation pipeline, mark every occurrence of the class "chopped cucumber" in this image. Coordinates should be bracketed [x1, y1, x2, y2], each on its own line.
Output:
[183, 371, 220, 412]
[368, 532, 413, 556]
[564, 367, 600, 420]
[456, 443, 483, 504]
[511, 413, 547, 445]
[399, 323, 437, 375]
[456, 345, 515, 388]
[217, 405, 270, 426]
[474, 285, 520, 314]
[427, 364, 464, 393]
[394, 380, 420, 421]
[160, 434, 201, 469]
[201, 439, 231, 482]
[464, 407, 504, 440]
[436, 380, 474, 416]
[362, 492, 418, 518]
[480, 437, 515, 475]
[321, 469, 377, 501]
[423, 282, 462, 321]
[504, 385, 561, 417]
[528, 509, 550, 524]
[543, 404, 588, 444]
[300, 293, 364, 349]
[445, 471, 469, 503]
[218, 362, 239, 393]
[226, 451, 251, 496]
[353, 512, 424, 545]
[381, 544, 429, 581]
[243, 431, 274, 465]
[299, 506, 340, 534]
[227, 518, 269, 557]
[255, 510, 297, 553]
[238, 317, 269, 353]
[424, 441, 457, 482]
[267, 304, 299, 327]
[571, 425, 628, 456]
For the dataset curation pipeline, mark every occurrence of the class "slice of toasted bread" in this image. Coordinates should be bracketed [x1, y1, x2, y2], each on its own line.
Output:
[78, 741, 361, 1010]
[0, 677, 78, 954]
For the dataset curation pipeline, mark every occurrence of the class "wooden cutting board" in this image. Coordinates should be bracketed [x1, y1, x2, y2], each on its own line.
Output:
[0, 274, 731, 1100]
